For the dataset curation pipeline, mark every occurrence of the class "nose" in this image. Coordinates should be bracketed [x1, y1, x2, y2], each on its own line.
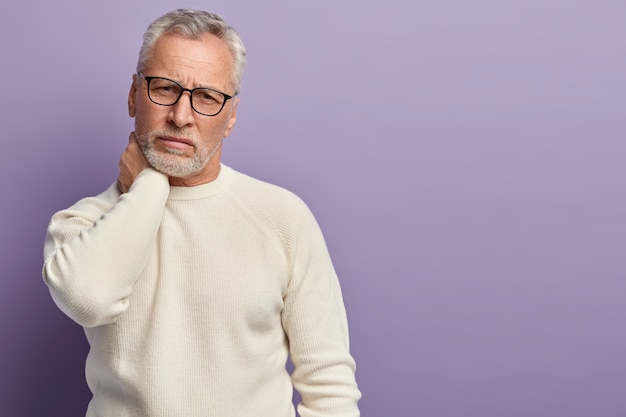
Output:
[168, 91, 195, 128]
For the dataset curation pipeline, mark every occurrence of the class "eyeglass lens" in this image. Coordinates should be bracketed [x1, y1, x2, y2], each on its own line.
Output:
[147, 77, 226, 116]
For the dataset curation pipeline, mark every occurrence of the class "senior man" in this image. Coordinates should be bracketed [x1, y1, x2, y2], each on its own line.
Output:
[43, 9, 360, 417]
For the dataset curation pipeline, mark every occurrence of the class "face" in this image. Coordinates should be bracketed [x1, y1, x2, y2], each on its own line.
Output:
[128, 33, 238, 186]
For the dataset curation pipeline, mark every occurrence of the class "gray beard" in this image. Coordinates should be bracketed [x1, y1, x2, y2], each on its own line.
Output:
[135, 129, 221, 178]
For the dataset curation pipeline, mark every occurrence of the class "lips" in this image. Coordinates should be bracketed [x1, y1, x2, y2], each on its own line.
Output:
[159, 135, 194, 150]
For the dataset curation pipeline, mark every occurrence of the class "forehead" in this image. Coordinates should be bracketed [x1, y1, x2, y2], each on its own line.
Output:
[144, 33, 234, 90]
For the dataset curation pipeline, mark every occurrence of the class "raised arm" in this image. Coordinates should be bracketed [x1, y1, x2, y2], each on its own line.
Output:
[43, 133, 169, 327]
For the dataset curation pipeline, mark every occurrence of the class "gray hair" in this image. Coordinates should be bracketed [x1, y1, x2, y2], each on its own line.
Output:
[137, 9, 247, 93]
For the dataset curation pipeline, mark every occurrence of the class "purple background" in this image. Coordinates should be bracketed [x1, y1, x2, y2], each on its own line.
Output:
[1, 1, 625, 416]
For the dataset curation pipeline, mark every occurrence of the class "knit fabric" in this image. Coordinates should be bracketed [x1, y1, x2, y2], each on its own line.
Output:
[43, 165, 360, 417]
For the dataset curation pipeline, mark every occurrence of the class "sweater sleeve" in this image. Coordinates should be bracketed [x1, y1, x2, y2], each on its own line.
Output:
[281, 206, 361, 417]
[42, 168, 170, 328]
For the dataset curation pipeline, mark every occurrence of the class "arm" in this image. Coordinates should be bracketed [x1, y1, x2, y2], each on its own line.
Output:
[282, 208, 361, 417]
[42, 133, 169, 327]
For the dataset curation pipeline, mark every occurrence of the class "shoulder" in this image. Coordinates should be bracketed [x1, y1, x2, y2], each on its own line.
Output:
[226, 166, 312, 218]
[223, 166, 323, 247]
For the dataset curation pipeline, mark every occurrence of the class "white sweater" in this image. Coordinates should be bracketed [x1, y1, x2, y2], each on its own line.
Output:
[43, 165, 360, 417]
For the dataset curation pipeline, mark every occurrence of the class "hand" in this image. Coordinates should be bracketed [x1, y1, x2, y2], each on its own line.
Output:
[117, 132, 150, 194]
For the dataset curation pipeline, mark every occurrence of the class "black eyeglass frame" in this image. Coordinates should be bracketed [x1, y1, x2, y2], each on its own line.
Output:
[138, 72, 234, 117]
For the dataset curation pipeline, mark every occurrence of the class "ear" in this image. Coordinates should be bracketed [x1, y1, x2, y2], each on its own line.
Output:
[223, 97, 239, 138]
[128, 74, 138, 118]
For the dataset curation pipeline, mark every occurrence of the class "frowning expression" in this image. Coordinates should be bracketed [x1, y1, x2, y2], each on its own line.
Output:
[128, 32, 238, 186]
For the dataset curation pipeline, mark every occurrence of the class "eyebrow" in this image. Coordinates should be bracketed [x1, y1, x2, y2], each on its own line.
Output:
[151, 75, 227, 93]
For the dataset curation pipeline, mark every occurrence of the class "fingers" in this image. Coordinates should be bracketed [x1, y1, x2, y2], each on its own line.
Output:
[117, 132, 149, 194]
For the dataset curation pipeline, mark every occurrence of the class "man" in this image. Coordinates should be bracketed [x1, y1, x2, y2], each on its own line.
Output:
[42, 9, 360, 417]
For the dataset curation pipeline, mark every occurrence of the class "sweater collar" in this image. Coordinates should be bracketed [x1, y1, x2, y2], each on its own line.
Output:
[167, 163, 233, 200]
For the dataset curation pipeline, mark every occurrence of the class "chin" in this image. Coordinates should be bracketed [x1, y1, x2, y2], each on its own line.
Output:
[147, 152, 204, 178]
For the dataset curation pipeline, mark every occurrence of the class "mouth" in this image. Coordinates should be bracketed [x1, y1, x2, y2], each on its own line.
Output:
[159, 135, 194, 150]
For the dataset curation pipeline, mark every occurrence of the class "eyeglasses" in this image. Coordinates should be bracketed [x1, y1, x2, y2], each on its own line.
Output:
[139, 73, 234, 116]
